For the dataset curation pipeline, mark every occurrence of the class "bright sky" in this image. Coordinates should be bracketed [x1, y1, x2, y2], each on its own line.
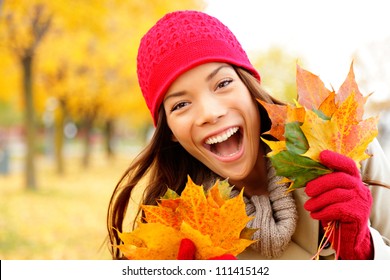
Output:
[205, 0, 390, 101]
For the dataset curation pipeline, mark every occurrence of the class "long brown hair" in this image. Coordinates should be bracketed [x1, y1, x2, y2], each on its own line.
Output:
[106, 66, 283, 259]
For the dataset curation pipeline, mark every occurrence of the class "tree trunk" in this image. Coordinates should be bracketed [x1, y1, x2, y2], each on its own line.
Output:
[54, 103, 65, 175]
[22, 54, 37, 190]
[82, 115, 94, 168]
[104, 119, 114, 158]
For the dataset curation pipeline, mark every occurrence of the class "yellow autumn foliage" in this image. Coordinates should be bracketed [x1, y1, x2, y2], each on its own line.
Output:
[117, 176, 256, 260]
[259, 63, 378, 191]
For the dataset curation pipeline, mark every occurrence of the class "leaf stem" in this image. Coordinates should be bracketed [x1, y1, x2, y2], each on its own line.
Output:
[311, 220, 336, 260]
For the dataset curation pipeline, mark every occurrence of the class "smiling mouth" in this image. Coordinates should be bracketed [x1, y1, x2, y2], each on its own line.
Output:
[205, 127, 242, 157]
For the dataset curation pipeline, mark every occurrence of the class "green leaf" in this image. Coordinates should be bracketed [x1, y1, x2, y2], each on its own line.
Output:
[269, 150, 331, 190]
[312, 108, 331, 120]
[240, 227, 259, 240]
[216, 179, 234, 200]
[162, 188, 180, 200]
[285, 122, 309, 154]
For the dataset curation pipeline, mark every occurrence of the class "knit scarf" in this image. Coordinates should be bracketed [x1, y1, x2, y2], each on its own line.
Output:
[231, 159, 298, 258]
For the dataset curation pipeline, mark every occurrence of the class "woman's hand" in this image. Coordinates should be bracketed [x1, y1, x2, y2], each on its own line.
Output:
[304, 150, 374, 259]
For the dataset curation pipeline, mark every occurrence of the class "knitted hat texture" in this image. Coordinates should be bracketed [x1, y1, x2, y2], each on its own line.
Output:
[137, 10, 260, 125]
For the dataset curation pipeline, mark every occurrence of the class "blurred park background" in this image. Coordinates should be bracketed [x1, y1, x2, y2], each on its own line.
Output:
[0, 0, 389, 259]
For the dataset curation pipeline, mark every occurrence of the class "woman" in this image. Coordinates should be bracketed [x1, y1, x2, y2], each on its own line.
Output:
[107, 10, 390, 260]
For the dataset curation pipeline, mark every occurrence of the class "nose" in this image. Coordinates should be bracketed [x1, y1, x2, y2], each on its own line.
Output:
[195, 93, 227, 126]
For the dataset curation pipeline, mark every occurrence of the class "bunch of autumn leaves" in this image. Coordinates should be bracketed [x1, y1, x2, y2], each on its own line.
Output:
[117, 177, 255, 260]
[116, 64, 378, 259]
[260, 64, 378, 191]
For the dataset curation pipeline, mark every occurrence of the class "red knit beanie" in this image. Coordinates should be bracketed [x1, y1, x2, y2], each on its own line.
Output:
[137, 10, 260, 125]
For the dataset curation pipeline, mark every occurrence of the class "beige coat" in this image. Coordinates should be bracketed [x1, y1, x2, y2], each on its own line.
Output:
[239, 139, 390, 260]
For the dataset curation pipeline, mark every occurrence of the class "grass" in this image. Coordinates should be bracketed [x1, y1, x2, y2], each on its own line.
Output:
[0, 151, 134, 260]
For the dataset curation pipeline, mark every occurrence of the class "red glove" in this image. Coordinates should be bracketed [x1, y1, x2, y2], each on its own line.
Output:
[177, 238, 237, 260]
[304, 150, 374, 260]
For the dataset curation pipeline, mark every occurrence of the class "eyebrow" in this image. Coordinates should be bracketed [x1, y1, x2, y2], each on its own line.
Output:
[163, 90, 186, 104]
[164, 64, 232, 104]
[206, 64, 232, 81]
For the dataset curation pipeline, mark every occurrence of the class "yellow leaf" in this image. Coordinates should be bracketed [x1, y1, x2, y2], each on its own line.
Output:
[332, 93, 378, 166]
[117, 223, 183, 260]
[263, 63, 379, 201]
[333, 92, 359, 135]
[216, 190, 254, 249]
[262, 138, 287, 157]
[301, 92, 378, 168]
[117, 176, 256, 259]
[180, 222, 227, 260]
[117, 228, 145, 248]
[301, 109, 338, 161]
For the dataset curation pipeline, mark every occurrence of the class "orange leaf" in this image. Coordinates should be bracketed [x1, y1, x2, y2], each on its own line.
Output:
[262, 61, 379, 228]
[159, 198, 180, 210]
[207, 180, 227, 208]
[178, 177, 218, 234]
[286, 104, 306, 123]
[318, 91, 337, 117]
[336, 62, 366, 119]
[332, 93, 360, 148]
[117, 176, 256, 259]
[258, 99, 287, 140]
[216, 189, 253, 248]
[344, 116, 379, 163]
[296, 64, 333, 110]
[179, 222, 228, 259]
[142, 204, 181, 229]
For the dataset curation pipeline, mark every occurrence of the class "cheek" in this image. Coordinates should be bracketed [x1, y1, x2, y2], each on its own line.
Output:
[167, 114, 195, 145]
[169, 124, 191, 146]
[241, 92, 260, 119]
[169, 125, 181, 142]
[166, 116, 179, 139]
[246, 103, 261, 137]
[253, 106, 261, 130]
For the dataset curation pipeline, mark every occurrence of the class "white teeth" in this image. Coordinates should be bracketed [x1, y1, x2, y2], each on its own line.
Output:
[205, 127, 239, 145]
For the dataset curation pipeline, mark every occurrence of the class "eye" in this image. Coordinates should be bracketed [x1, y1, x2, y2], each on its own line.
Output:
[171, 101, 190, 112]
[215, 78, 233, 90]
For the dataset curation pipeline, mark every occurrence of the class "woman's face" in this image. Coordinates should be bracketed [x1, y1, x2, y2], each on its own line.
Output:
[163, 63, 261, 182]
